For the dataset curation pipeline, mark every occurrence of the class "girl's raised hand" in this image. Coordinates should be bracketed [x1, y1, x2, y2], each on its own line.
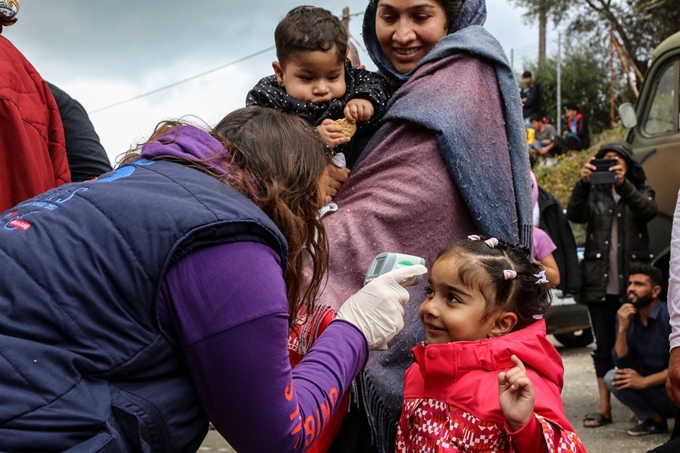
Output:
[498, 355, 535, 432]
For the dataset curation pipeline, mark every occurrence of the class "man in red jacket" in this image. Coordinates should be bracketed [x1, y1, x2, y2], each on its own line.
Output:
[0, 1, 70, 212]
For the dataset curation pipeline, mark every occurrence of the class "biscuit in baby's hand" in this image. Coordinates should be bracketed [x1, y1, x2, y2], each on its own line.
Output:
[335, 118, 357, 138]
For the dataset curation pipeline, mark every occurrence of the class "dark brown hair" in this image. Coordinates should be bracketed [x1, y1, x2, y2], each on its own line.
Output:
[628, 263, 664, 289]
[370, 0, 463, 30]
[436, 236, 551, 331]
[275, 5, 348, 66]
[123, 107, 330, 329]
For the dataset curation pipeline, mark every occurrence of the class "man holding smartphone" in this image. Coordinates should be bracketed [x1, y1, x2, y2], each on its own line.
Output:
[567, 141, 658, 428]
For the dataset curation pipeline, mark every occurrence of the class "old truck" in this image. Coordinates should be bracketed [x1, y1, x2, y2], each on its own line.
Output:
[619, 30, 680, 296]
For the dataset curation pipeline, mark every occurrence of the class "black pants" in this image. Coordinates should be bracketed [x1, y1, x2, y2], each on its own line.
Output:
[588, 295, 620, 378]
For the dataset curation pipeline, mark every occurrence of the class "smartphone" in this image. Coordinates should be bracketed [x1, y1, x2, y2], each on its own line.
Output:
[364, 252, 426, 286]
[590, 158, 617, 185]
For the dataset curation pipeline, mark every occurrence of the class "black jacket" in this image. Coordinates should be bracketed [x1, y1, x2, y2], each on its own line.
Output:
[47, 82, 112, 181]
[245, 61, 390, 168]
[567, 177, 657, 303]
[538, 186, 581, 295]
[520, 83, 540, 118]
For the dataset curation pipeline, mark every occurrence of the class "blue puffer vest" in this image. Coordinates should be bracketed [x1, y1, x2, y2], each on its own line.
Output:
[0, 159, 287, 452]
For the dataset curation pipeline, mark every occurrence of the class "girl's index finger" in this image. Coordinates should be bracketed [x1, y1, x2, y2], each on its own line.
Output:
[510, 354, 526, 371]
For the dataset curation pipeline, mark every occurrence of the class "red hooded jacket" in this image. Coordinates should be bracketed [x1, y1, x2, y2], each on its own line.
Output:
[0, 35, 69, 212]
[397, 320, 586, 452]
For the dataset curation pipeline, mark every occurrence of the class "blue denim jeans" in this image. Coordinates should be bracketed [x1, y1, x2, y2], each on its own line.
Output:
[604, 368, 678, 421]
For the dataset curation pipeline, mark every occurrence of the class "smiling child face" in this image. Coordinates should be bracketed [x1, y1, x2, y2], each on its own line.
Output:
[418, 253, 498, 344]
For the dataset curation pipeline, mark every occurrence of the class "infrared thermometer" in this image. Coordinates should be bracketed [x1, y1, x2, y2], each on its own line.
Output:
[364, 252, 426, 286]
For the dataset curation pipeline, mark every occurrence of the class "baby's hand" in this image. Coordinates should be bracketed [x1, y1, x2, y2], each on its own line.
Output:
[317, 120, 351, 149]
[320, 163, 351, 204]
[344, 99, 374, 123]
[498, 355, 535, 432]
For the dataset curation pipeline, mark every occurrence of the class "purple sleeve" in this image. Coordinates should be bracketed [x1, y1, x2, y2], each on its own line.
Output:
[532, 226, 557, 262]
[156, 241, 368, 452]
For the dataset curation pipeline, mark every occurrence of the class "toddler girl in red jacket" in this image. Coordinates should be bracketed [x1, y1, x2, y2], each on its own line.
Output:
[397, 235, 587, 452]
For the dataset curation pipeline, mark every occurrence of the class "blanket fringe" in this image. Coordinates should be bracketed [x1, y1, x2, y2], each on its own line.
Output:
[357, 371, 399, 453]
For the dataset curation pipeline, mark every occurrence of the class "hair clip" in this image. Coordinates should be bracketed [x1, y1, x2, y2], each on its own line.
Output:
[484, 238, 499, 248]
[503, 269, 517, 280]
[467, 235, 481, 241]
[534, 270, 548, 285]
[0, 0, 19, 20]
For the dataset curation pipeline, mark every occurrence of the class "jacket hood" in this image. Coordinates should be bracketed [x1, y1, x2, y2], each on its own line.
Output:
[595, 141, 647, 186]
[363, 0, 487, 83]
[140, 125, 232, 176]
[408, 320, 572, 429]
[413, 320, 564, 389]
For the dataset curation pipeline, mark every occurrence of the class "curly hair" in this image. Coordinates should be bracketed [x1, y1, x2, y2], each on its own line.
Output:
[123, 107, 330, 330]
[436, 235, 551, 331]
[275, 5, 348, 66]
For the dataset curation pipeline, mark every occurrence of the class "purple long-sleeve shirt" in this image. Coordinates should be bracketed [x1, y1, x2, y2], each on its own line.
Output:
[156, 241, 368, 452]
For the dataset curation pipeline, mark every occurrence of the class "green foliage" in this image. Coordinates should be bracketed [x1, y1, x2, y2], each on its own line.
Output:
[509, 0, 680, 76]
[522, 37, 627, 136]
[507, 0, 569, 26]
[534, 126, 627, 244]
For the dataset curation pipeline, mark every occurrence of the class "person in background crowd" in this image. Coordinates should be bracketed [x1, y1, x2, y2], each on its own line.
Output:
[554, 103, 590, 154]
[531, 170, 560, 287]
[0, 0, 70, 212]
[46, 81, 112, 181]
[529, 112, 558, 159]
[520, 70, 540, 128]
[605, 264, 676, 437]
[290, 0, 533, 451]
[567, 141, 657, 429]
[530, 156, 581, 296]
[0, 106, 426, 452]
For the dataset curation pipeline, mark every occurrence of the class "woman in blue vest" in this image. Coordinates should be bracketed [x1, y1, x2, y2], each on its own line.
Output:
[0, 106, 425, 452]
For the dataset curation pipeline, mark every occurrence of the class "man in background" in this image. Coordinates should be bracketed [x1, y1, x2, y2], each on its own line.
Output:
[605, 264, 676, 436]
[554, 103, 590, 154]
[520, 70, 540, 128]
[529, 113, 558, 159]
[47, 82, 112, 181]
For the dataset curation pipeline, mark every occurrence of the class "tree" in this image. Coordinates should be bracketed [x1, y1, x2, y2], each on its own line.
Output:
[507, 0, 569, 63]
[510, 0, 680, 77]
[522, 37, 627, 136]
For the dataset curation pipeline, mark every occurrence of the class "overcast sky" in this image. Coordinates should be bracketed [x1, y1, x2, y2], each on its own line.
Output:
[5, 0, 543, 166]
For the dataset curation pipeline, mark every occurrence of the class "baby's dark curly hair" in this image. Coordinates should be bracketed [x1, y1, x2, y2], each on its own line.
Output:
[275, 6, 348, 66]
[436, 235, 552, 331]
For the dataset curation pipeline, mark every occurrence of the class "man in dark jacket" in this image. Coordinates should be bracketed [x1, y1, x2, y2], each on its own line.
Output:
[567, 141, 657, 429]
[47, 82, 112, 181]
[520, 71, 540, 128]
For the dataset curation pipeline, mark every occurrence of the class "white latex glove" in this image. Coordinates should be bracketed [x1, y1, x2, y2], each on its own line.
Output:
[337, 264, 427, 350]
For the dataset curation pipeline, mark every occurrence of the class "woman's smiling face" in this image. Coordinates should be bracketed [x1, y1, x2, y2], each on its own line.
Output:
[375, 0, 449, 74]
